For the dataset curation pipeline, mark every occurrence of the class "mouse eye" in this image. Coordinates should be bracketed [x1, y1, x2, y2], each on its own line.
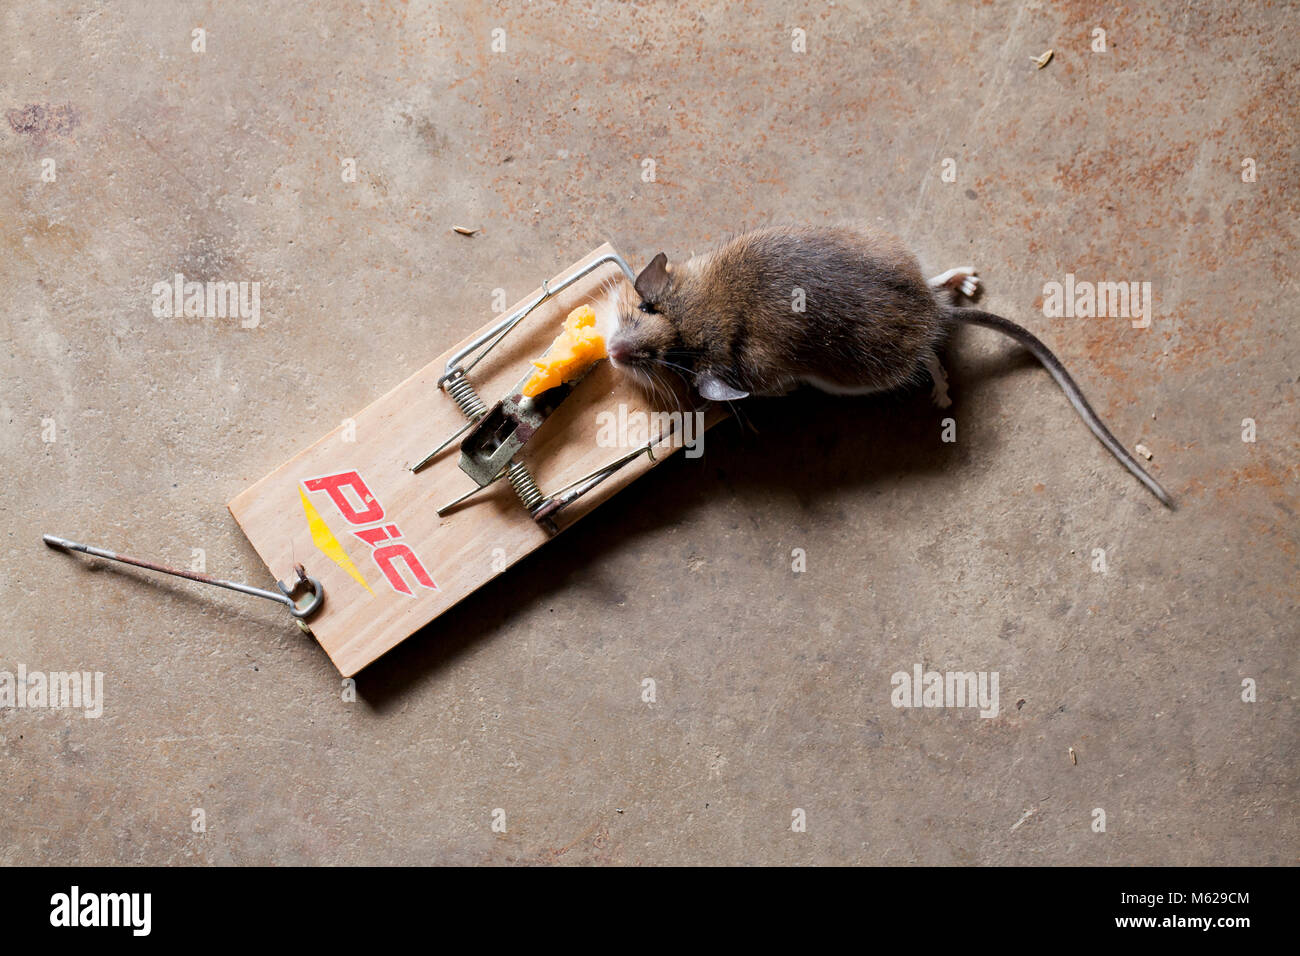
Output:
[637, 300, 659, 315]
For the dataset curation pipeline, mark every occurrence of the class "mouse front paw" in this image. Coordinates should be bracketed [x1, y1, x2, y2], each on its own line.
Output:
[923, 354, 952, 408]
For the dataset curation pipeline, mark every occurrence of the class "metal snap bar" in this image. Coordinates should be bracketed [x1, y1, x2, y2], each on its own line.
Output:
[43, 535, 325, 620]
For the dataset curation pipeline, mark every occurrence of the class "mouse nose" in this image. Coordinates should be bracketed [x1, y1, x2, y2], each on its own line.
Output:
[607, 340, 630, 363]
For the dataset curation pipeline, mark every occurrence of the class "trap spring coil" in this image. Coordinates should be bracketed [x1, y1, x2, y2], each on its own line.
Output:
[445, 372, 488, 420]
[507, 460, 544, 512]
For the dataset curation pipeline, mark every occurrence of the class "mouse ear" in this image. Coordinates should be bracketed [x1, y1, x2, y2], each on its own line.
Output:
[634, 252, 672, 303]
[697, 373, 749, 402]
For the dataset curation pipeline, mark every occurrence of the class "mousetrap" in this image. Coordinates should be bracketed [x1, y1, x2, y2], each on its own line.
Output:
[221, 244, 723, 676]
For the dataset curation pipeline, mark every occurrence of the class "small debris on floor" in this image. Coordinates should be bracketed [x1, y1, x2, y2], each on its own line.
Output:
[1031, 49, 1054, 69]
[452, 225, 479, 236]
[1136, 443, 1153, 460]
[1069, 747, 1077, 765]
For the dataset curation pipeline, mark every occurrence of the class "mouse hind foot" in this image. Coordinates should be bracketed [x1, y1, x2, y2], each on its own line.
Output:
[928, 266, 981, 303]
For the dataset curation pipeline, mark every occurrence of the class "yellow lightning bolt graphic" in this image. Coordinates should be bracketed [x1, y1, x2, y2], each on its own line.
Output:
[298, 485, 373, 594]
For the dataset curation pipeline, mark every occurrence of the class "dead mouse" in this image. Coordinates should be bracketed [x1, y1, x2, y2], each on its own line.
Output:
[601, 225, 1172, 508]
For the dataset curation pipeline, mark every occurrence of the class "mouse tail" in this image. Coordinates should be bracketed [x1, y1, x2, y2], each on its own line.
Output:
[947, 306, 1174, 509]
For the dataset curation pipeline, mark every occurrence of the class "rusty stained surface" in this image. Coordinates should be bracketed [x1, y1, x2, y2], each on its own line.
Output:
[0, 1, 1296, 864]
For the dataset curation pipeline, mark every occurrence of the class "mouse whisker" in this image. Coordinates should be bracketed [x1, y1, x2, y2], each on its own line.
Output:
[647, 366, 677, 411]
[640, 357, 693, 417]
[725, 397, 759, 435]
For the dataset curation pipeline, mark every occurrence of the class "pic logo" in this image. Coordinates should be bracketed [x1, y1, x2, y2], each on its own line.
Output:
[299, 470, 436, 597]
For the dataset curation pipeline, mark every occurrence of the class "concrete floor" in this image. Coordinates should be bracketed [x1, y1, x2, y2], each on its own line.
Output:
[2, 1, 1295, 865]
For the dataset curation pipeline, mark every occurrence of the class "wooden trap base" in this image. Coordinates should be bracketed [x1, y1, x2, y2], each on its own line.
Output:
[229, 244, 721, 676]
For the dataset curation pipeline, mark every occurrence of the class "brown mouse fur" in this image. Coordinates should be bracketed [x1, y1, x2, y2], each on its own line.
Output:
[605, 224, 1173, 507]
[609, 225, 946, 399]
